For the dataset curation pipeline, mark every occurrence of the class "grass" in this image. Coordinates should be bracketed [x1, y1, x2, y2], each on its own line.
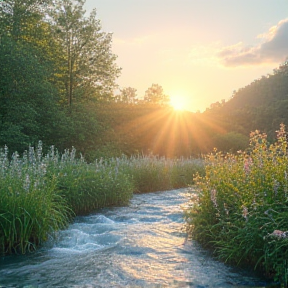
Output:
[185, 124, 288, 286]
[108, 154, 204, 193]
[0, 145, 70, 254]
[0, 143, 204, 255]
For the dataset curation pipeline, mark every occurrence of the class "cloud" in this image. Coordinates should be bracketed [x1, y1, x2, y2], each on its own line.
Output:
[218, 19, 288, 67]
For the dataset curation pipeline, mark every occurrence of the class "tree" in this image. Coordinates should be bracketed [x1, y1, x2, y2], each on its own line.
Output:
[49, 0, 121, 106]
[0, 37, 64, 153]
[0, 0, 73, 152]
[0, 0, 64, 87]
[144, 84, 170, 106]
[0, 0, 51, 41]
[118, 87, 137, 104]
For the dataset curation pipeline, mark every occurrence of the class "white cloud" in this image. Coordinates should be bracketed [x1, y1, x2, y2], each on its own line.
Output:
[217, 19, 288, 67]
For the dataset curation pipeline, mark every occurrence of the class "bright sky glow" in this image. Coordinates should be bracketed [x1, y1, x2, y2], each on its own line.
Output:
[85, 0, 288, 112]
[170, 94, 188, 111]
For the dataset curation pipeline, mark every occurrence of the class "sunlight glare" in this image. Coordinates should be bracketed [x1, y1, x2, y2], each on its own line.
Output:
[170, 95, 186, 111]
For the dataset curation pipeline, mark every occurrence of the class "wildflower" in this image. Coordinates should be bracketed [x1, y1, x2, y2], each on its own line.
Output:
[37, 141, 43, 162]
[33, 180, 38, 188]
[267, 230, 288, 239]
[242, 205, 248, 220]
[23, 174, 30, 191]
[276, 123, 286, 139]
[244, 157, 252, 174]
[210, 189, 217, 207]
[39, 163, 47, 176]
[252, 198, 257, 210]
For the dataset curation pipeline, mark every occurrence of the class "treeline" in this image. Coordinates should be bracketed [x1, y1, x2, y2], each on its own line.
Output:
[90, 103, 249, 158]
[0, 0, 117, 153]
[0, 0, 171, 158]
[205, 61, 288, 141]
[1, 1, 288, 159]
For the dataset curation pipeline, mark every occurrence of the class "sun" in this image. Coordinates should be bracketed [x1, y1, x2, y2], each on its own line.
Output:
[170, 96, 186, 111]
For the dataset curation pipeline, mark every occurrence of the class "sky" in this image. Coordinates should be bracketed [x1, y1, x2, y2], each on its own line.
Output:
[84, 0, 288, 112]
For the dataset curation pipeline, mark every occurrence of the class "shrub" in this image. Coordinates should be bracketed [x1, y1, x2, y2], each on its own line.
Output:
[185, 124, 288, 285]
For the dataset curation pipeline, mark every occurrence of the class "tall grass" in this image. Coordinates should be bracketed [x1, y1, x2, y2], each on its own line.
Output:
[0, 144, 204, 255]
[107, 154, 204, 193]
[50, 149, 134, 215]
[0, 144, 70, 254]
[185, 124, 288, 286]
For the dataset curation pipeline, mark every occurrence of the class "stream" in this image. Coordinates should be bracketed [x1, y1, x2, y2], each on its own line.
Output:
[0, 188, 272, 287]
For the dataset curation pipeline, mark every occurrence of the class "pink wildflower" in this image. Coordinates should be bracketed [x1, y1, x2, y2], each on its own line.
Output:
[244, 157, 252, 174]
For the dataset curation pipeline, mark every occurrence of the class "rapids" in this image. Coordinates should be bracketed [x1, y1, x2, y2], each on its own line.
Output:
[0, 189, 272, 287]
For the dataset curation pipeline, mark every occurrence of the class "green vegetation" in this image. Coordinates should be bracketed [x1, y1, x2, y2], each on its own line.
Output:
[185, 124, 288, 285]
[0, 142, 204, 255]
[110, 155, 204, 193]
[1, 1, 288, 283]
[205, 61, 288, 141]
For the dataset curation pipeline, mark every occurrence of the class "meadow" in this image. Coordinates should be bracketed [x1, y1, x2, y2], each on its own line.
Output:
[0, 143, 204, 255]
[185, 124, 288, 286]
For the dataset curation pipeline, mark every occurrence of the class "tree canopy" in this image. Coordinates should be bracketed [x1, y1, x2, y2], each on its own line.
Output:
[0, 0, 120, 154]
[144, 84, 170, 106]
[48, 0, 120, 105]
[1, 0, 288, 159]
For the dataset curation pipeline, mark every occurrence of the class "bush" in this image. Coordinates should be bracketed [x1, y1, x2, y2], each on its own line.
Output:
[185, 124, 288, 285]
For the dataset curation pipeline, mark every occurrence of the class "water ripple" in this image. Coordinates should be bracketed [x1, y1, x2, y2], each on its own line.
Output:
[0, 189, 273, 288]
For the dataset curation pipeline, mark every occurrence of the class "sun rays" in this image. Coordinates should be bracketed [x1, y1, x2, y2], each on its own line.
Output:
[110, 107, 225, 158]
[170, 95, 187, 111]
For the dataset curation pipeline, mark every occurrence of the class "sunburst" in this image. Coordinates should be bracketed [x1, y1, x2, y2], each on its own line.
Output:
[170, 95, 186, 111]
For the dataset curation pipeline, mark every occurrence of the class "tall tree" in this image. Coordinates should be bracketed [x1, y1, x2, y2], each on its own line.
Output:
[0, 36, 65, 152]
[144, 84, 170, 106]
[49, 0, 121, 106]
[0, 0, 63, 82]
[0, 0, 51, 41]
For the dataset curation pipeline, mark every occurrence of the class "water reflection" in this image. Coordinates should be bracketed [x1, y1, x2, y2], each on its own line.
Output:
[0, 189, 272, 287]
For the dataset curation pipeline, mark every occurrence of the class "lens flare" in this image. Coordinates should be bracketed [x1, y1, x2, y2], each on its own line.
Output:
[170, 96, 186, 111]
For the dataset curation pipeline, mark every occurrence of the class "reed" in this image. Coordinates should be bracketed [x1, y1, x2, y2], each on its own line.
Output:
[56, 155, 134, 215]
[0, 144, 70, 254]
[0, 143, 204, 255]
[107, 154, 204, 193]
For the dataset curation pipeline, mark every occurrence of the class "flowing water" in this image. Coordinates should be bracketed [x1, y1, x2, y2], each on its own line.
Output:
[0, 189, 273, 288]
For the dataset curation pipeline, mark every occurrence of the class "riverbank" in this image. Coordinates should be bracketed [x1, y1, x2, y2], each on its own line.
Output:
[0, 143, 204, 255]
[185, 125, 288, 286]
[0, 189, 269, 287]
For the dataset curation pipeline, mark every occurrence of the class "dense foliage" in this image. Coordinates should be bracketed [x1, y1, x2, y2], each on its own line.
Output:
[205, 61, 288, 141]
[185, 124, 288, 285]
[0, 0, 119, 154]
[1, 1, 288, 159]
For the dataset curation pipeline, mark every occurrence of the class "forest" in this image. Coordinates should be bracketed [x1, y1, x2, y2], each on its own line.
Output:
[1, 0, 288, 160]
